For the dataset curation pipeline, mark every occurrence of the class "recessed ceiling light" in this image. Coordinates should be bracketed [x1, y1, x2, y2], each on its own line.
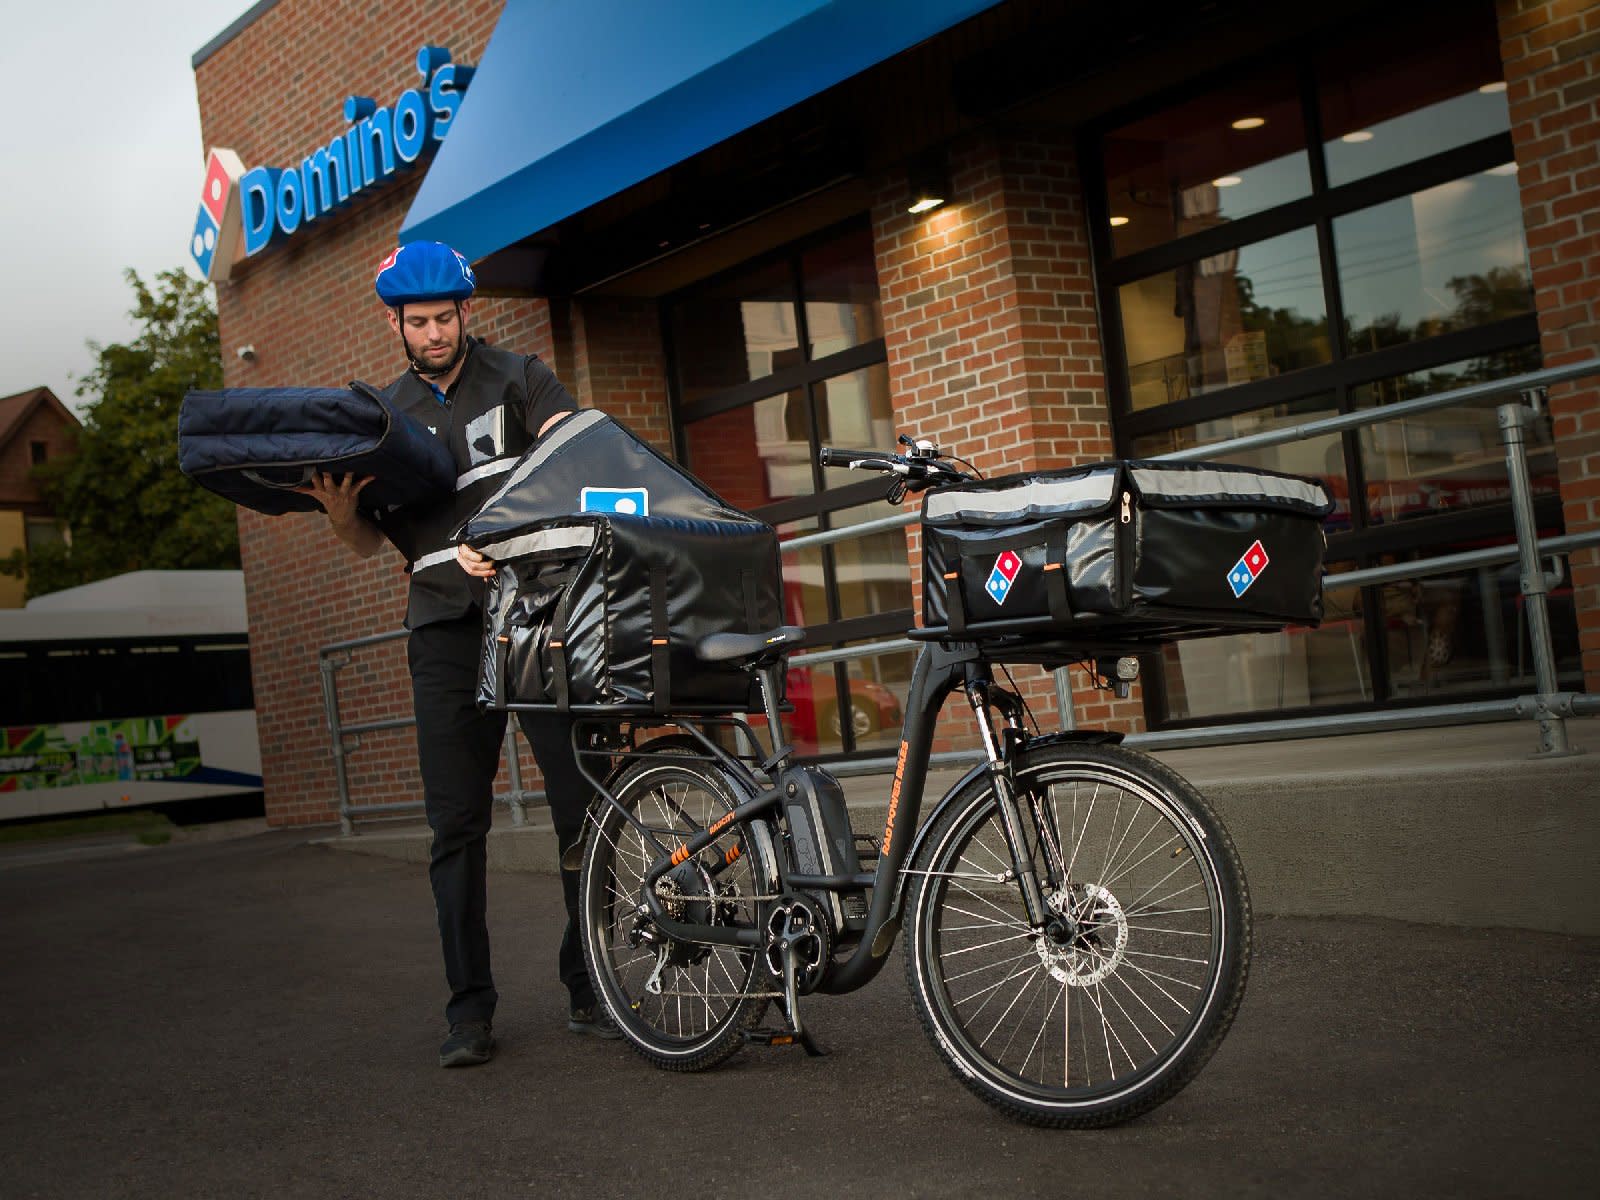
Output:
[1341, 130, 1374, 143]
[1109, 215, 1130, 226]
[1213, 175, 1243, 188]
[1479, 81, 1508, 94]
[1485, 162, 1518, 176]
[1231, 116, 1266, 130]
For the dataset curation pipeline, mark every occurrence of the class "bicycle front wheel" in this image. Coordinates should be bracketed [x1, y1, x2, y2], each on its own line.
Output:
[578, 749, 773, 1072]
[904, 740, 1249, 1128]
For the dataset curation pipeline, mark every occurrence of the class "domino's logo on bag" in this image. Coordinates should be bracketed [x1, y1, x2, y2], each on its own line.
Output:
[985, 551, 1022, 605]
[581, 486, 649, 516]
[1227, 540, 1270, 598]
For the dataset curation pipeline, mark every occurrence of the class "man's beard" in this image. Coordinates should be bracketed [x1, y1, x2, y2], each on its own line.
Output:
[401, 307, 467, 378]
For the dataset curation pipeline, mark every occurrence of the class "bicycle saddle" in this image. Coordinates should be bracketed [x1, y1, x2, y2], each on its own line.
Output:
[695, 626, 806, 664]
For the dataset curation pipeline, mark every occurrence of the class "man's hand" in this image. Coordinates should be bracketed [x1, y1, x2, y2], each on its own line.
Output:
[297, 472, 384, 557]
[457, 543, 497, 578]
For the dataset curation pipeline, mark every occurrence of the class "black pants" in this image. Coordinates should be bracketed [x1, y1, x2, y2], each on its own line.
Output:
[407, 615, 595, 1026]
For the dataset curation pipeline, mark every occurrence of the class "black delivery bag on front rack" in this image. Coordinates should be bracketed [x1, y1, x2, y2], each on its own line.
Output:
[457, 409, 784, 713]
[919, 460, 1334, 642]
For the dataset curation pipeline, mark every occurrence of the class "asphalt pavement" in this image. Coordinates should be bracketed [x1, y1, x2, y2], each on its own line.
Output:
[1, 828, 1596, 1199]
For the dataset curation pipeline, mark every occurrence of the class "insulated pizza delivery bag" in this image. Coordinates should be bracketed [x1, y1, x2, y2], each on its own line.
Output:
[919, 459, 1334, 643]
[457, 409, 784, 713]
[178, 382, 455, 516]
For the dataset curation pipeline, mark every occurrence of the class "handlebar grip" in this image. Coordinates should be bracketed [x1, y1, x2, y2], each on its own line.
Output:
[819, 446, 896, 469]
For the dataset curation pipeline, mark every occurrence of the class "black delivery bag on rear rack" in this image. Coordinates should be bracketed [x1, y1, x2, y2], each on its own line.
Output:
[178, 383, 455, 516]
[458, 409, 784, 713]
[919, 460, 1333, 643]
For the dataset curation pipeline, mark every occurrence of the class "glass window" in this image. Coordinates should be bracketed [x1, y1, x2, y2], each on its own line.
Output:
[1379, 553, 1582, 699]
[781, 646, 911, 758]
[842, 644, 911, 757]
[1103, 70, 1311, 257]
[669, 225, 899, 758]
[683, 390, 811, 508]
[668, 259, 800, 405]
[1352, 348, 1553, 527]
[816, 363, 894, 484]
[802, 228, 883, 360]
[1318, 12, 1510, 187]
[1334, 172, 1532, 356]
[777, 516, 826, 631]
[1119, 227, 1330, 410]
[826, 501, 914, 625]
[1162, 574, 1371, 719]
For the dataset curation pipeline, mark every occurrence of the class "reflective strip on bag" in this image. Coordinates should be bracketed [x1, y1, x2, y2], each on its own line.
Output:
[475, 525, 597, 562]
[924, 472, 1116, 523]
[1129, 466, 1329, 510]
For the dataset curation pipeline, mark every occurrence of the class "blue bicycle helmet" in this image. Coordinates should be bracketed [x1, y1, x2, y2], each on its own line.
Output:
[374, 242, 476, 306]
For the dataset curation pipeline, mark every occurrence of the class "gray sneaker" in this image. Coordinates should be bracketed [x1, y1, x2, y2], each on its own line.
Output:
[568, 1005, 623, 1040]
[439, 1020, 494, 1067]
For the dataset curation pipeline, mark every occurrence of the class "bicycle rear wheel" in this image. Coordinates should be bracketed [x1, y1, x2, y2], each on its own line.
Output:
[904, 740, 1249, 1127]
[578, 749, 773, 1071]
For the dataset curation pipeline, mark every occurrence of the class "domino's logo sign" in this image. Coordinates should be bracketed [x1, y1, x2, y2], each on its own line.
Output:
[985, 550, 1022, 605]
[190, 149, 246, 282]
[1227, 540, 1271, 598]
[581, 487, 649, 516]
[186, 45, 473, 281]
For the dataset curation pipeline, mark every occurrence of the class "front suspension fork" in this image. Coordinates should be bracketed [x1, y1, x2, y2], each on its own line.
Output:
[963, 676, 1050, 929]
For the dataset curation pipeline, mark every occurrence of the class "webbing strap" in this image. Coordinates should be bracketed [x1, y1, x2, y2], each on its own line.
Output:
[1044, 527, 1073, 625]
[548, 587, 573, 712]
[944, 567, 967, 636]
[650, 567, 671, 714]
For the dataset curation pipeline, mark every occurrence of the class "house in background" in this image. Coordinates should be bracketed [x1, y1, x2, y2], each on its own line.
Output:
[0, 388, 80, 608]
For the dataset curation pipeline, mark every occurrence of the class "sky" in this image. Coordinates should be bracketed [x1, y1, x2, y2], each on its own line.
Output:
[2, 0, 252, 416]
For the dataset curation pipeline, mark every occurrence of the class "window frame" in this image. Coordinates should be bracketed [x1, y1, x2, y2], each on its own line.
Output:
[661, 218, 904, 755]
[1079, 7, 1569, 725]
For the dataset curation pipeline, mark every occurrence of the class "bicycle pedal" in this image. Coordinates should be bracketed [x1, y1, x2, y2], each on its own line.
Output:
[744, 1029, 803, 1047]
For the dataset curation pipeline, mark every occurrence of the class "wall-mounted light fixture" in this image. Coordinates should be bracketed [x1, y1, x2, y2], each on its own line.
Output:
[906, 152, 949, 215]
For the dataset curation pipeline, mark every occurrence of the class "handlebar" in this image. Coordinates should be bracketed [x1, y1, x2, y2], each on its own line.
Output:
[817, 439, 971, 497]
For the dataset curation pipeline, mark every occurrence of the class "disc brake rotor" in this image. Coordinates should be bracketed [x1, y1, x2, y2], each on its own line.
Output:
[1036, 883, 1129, 987]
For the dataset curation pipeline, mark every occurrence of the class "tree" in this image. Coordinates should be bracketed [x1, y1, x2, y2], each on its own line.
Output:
[3, 269, 238, 599]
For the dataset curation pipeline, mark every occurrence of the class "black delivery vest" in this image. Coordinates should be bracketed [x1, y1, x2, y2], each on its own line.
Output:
[374, 341, 560, 629]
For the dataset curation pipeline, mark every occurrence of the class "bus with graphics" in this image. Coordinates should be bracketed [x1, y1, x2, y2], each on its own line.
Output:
[0, 571, 262, 822]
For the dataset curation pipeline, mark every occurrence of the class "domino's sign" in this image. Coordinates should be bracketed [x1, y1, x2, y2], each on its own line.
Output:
[189, 45, 473, 282]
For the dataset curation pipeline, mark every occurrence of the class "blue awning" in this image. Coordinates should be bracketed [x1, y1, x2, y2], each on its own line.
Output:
[400, 0, 1003, 262]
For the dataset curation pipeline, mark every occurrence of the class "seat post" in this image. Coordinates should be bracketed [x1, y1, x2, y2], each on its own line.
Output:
[756, 663, 786, 734]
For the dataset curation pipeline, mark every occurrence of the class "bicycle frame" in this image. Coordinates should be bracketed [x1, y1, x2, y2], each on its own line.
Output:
[549, 636, 1072, 997]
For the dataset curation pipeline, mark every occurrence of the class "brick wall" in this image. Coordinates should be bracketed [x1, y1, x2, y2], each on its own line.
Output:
[569, 297, 673, 449]
[870, 132, 1145, 745]
[1498, 0, 1600, 690]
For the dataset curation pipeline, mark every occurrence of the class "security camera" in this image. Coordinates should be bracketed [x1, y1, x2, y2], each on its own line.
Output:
[236, 345, 257, 361]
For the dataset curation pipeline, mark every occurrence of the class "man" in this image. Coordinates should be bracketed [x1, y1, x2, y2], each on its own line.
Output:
[301, 241, 620, 1067]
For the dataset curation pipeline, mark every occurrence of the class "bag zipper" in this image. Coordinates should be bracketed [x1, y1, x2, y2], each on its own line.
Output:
[1115, 488, 1134, 607]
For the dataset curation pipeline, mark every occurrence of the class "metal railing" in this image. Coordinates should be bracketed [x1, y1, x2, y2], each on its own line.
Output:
[317, 357, 1600, 830]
